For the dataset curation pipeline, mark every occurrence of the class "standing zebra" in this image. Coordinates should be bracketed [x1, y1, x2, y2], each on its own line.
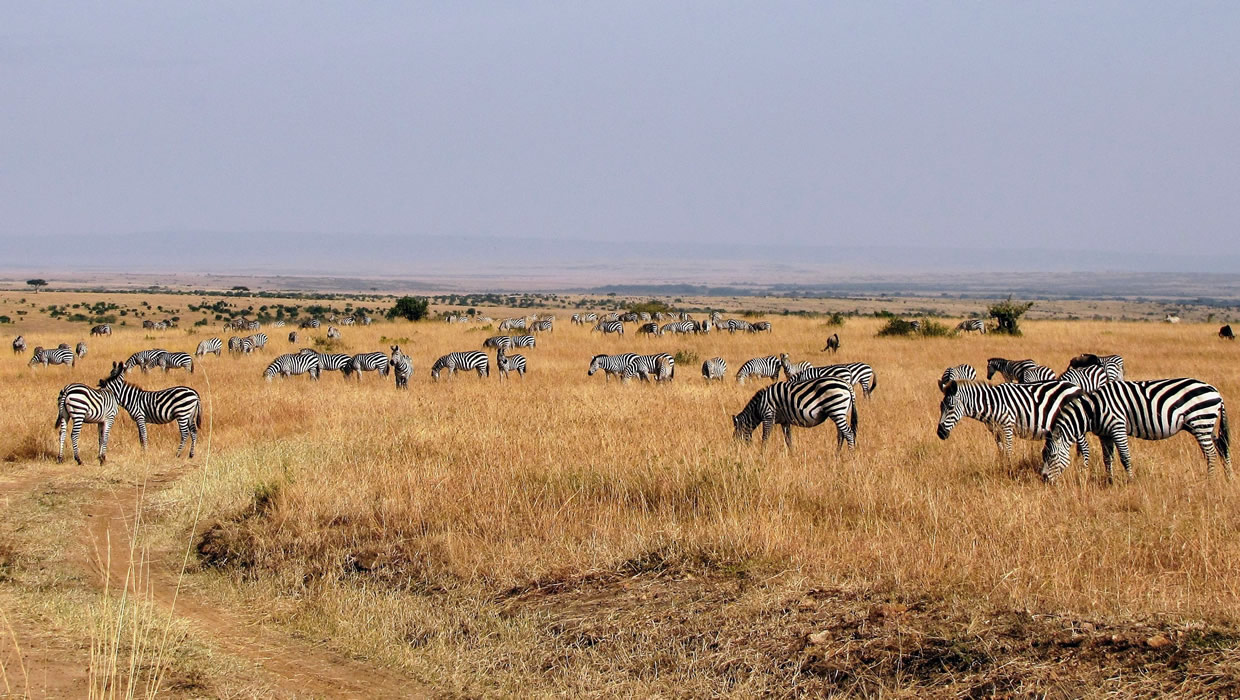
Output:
[592, 320, 624, 336]
[90, 324, 112, 336]
[245, 320, 261, 331]
[778, 353, 814, 380]
[75, 341, 88, 358]
[987, 358, 1055, 384]
[582, 313, 599, 323]
[483, 335, 514, 350]
[702, 357, 727, 381]
[349, 352, 390, 378]
[588, 353, 640, 382]
[300, 319, 321, 329]
[196, 338, 223, 357]
[530, 320, 553, 333]
[12, 336, 25, 354]
[56, 383, 119, 465]
[736, 356, 783, 384]
[327, 326, 341, 339]
[513, 335, 536, 348]
[571, 314, 583, 325]
[125, 349, 167, 373]
[637, 322, 662, 336]
[247, 333, 269, 350]
[634, 353, 675, 382]
[228, 336, 247, 354]
[272, 320, 287, 328]
[822, 333, 840, 353]
[937, 364, 977, 391]
[495, 348, 527, 379]
[937, 379, 1085, 457]
[309, 351, 354, 376]
[661, 321, 696, 335]
[748, 321, 772, 333]
[264, 353, 321, 381]
[956, 319, 987, 334]
[1058, 364, 1112, 393]
[1042, 379, 1231, 483]
[431, 351, 489, 380]
[99, 362, 202, 458]
[726, 319, 753, 334]
[158, 351, 195, 373]
[732, 377, 857, 450]
[288, 331, 298, 344]
[390, 346, 412, 388]
[794, 362, 877, 398]
[618, 312, 640, 323]
[1067, 353, 1124, 382]
[340, 316, 356, 326]
[31, 346, 76, 368]
[499, 318, 527, 332]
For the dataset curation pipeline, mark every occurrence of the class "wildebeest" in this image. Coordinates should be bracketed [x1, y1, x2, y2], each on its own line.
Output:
[1222, 325, 1235, 340]
[822, 333, 840, 353]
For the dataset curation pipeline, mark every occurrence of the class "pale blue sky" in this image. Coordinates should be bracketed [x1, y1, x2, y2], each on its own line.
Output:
[2, 2, 1238, 260]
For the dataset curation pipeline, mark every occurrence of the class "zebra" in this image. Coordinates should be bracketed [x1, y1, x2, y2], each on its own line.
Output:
[637, 322, 662, 336]
[142, 320, 156, 330]
[726, 319, 753, 334]
[495, 348, 527, 379]
[736, 356, 783, 384]
[822, 333, 840, 353]
[618, 312, 639, 323]
[794, 362, 877, 398]
[634, 353, 675, 382]
[360, 315, 372, 326]
[592, 321, 624, 336]
[300, 319, 321, 329]
[956, 319, 987, 334]
[264, 353, 321, 381]
[1042, 378, 1231, 483]
[1222, 325, 1235, 340]
[349, 352, 390, 378]
[125, 349, 168, 373]
[987, 358, 1055, 384]
[588, 353, 640, 382]
[937, 379, 1085, 457]
[288, 331, 298, 344]
[245, 320, 261, 331]
[748, 321, 772, 333]
[571, 314, 583, 325]
[390, 346, 412, 388]
[1058, 364, 1112, 394]
[513, 335, 536, 348]
[228, 336, 250, 354]
[499, 318, 527, 332]
[311, 352, 354, 376]
[909, 320, 922, 332]
[702, 357, 727, 381]
[55, 383, 119, 465]
[327, 326, 341, 339]
[431, 351, 489, 380]
[582, 313, 599, 323]
[1067, 353, 1124, 382]
[75, 341, 88, 358]
[29, 346, 75, 368]
[98, 361, 202, 458]
[246, 333, 268, 350]
[157, 351, 194, 373]
[661, 321, 695, 334]
[695, 319, 713, 334]
[272, 320, 287, 328]
[937, 364, 977, 391]
[340, 316, 356, 326]
[196, 338, 223, 357]
[778, 354, 814, 380]
[1165, 314, 1181, 324]
[484, 336, 514, 350]
[530, 320, 553, 333]
[732, 377, 858, 450]
[12, 336, 25, 354]
[638, 312, 651, 321]
[90, 324, 112, 336]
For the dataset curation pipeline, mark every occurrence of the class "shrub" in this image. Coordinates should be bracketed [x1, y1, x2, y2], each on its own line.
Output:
[673, 350, 698, 366]
[388, 296, 430, 322]
[826, 312, 846, 327]
[877, 318, 917, 336]
[988, 296, 1034, 336]
[629, 300, 673, 316]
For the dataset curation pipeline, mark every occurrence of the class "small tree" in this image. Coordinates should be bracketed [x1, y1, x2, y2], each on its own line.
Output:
[26, 279, 47, 293]
[988, 296, 1034, 336]
[388, 296, 429, 322]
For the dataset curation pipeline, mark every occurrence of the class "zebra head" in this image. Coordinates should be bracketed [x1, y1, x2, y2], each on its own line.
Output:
[99, 361, 127, 391]
[1041, 396, 1091, 483]
[732, 410, 758, 442]
[936, 380, 964, 440]
[587, 354, 606, 376]
[985, 358, 1006, 381]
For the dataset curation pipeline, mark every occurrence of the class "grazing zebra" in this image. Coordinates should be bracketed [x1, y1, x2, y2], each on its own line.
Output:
[264, 353, 321, 381]
[196, 338, 223, 357]
[1042, 379, 1231, 483]
[142, 320, 156, 330]
[390, 346, 412, 388]
[360, 315, 372, 326]
[272, 320, 287, 328]
[12, 336, 25, 354]
[618, 312, 639, 323]
[638, 312, 651, 321]
[328, 314, 338, 322]
[340, 316, 356, 326]
[582, 313, 599, 323]
[349, 352, 390, 378]
[288, 331, 298, 344]
[300, 319, 321, 329]
[499, 318, 527, 332]
[702, 357, 727, 381]
[311, 352, 354, 376]
[726, 319, 753, 334]
[937, 364, 977, 391]
[937, 379, 1085, 457]
[431, 351, 489, 380]
[125, 349, 167, 373]
[245, 320, 261, 331]
[326, 326, 341, 339]
[956, 319, 986, 334]
[588, 353, 641, 382]
[777, 354, 814, 380]
[512, 335, 536, 348]
[55, 383, 119, 465]
[795, 362, 877, 398]
[695, 319, 713, 334]
[1067, 353, 1125, 382]
[592, 320, 624, 336]
[637, 322, 662, 336]
[75, 341, 87, 358]
[735, 356, 783, 384]
[1165, 314, 1180, 324]
[530, 320, 553, 333]
[661, 321, 696, 334]
[228, 336, 253, 354]
[99, 362, 202, 458]
[484, 336, 514, 350]
[246, 333, 268, 350]
[495, 348, 527, 379]
[158, 351, 194, 373]
[908, 320, 922, 332]
[571, 314, 583, 325]
[31, 346, 74, 368]
[634, 353, 675, 382]
[1058, 364, 1112, 393]
[748, 321, 772, 333]
[822, 333, 840, 353]
[90, 324, 112, 336]
[732, 377, 858, 450]
[1222, 325, 1235, 340]
[987, 358, 1055, 384]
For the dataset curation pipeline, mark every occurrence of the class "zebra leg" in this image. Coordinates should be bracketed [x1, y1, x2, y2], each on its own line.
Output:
[99, 417, 113, 464]
[188, 419, 197, 458]
[1188, 421, 1220, 476]
[71, 417, 84, 465]
[57, 415, 68, 463]
[136, 415, 149, 450]
[1111, 430, 1134, 479]
[761, 417, 774, 444]
[1076, 436, 1091, 468]
[782, 424, 793, 449]
[175, 417, 189, 457]
[832, 414, 856, 450]
[1099, 438, 1116, 483]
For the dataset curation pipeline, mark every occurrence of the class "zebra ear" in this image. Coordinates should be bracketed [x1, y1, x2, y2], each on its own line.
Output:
[941, 379, 957, 395]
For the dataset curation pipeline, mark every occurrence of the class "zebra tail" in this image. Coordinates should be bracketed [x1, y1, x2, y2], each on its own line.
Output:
[850, 391, 859, 434]
[195, 404, 203, 430]
[1219, 401, 1231, 464]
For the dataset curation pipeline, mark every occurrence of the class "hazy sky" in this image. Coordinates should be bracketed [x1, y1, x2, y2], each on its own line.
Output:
[3, 2, 1238, 257]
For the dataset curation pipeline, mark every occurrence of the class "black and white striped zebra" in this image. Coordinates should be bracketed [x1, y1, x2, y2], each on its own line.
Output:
[498, 318, 526, 332]
[702, 357, 727, 381]
[937, 379, 1085, 457]
[75, 341, 88, 358]
[1067, 353, 1124, 382]
[196, 338, 223, 357]
[733, 377, 858, 450]
[1042, 379, 1231, 483]
[736, 356, 782, 384]
[90, 324, 112, 336]
[300, 319, 321, 329]
[909, 320, 922, 332]
[987, 358, 1056, 384]
[245, 320, 261, 331]
[637, 322, 662, 336]
[247, 333, 268, 350]
[360, 315, 372, 326]
[431, 351, 489, 380]
[582, 313, 599, 324]
[956, 319, 987, 334]
[661, 321, 696, 334]
[340, 316, 356, 326]
[530, 320, 553, 333]
[158, 351, 195, 374]
[484, 335, 515, 350]
[327, 326, 341, 339]
[124, 349, 166, 373]
[228, 336, 252, 354]
[264, 353, 321, 381]
[349, 352, 390, 378]
[272, 320, 287, 328]
[778, 354, 814, 380]
[30, 346, 76, 368]
[748, 321, 772, 333]
[12, 336, 25, 354]
[634, 353, 675, 382]
[496, 348, 527, 379]
[937, 364, 977, 391]
[1057, 364, 1112, 393]
[638, 312, 652, 321]
[726, 319, 753, 334]
[55, 383, 119, 465]
[592, 321, 624, 336]
[390, 346, 412, 388]
[794, 362, 877, 398]
[588, 353, 640, 382]
[571, 314, 583, 325]
[513, 335, 536, 348]
[617, 312, 639, 323]
[99, 362, 202, 457]
[309, 351, 354, 375]
[288, 332, 298, 344]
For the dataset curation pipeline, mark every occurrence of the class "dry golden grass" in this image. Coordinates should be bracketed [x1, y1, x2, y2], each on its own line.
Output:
[3, 292, 1240, 695]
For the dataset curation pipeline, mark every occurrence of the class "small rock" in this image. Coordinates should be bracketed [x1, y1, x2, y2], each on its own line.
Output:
[808, 631, 832, 646]
[1080, 622, 1096, 634]
[1146, 635, 1172, 649]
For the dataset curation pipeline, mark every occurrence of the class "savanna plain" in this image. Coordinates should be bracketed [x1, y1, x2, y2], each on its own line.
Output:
[1, 289, 1239, 697]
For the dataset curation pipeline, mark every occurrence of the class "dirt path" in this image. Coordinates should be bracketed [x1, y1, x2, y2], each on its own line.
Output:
[3, 463, 424, 698]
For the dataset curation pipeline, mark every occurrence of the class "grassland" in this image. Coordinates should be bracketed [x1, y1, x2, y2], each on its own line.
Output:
[1, 289, 1239, 696]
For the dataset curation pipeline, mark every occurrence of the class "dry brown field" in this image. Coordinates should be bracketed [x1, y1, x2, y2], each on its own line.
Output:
[1, 289, 1239, 696]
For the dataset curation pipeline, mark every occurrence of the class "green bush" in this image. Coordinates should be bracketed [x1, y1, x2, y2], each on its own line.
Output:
[877, 318, 952, 337]
[988, 296, 1034, 336]
[673, 349, 698, 366]
[388, 296, 430, 322]
[826, 312, 846, 327]
[629, 300, 673, 316]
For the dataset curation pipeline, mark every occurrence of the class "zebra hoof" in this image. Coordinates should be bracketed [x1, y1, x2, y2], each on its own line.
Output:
[75, 457, 83, 466]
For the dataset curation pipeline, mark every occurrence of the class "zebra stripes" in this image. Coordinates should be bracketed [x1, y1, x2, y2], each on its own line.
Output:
[431, 351, 489, 380]
[349, 352, 390, 378]
[125, 349, 166, 373]
[264, 353, 321, 380]
[272, 320, 287, 328]
[987, 358, 1056, 384]
[390, 346, 412, 388]
[1067, 353, 1124, 382]
[749, 321, 772, 333]
[99, 362, 202, 457]
[75, 341, 87, 358]
[12, 336, 25, 354]
[634, 353, 675, 382]
[30, 347, 76, 368]
[228, 336, 254, 354]
[496, 349, 527, 379]
[732, 377, 857, 450]
[513, 335, 536, 348]
[938, 364, 977, 390]
[937, 379, 1084, 456]
[736, 356, 782, 384]
[1058, 364, 1111, 393]
[247, 333, 269, 350]
[196, 338, 223, 356]
[726, 319, 753, 333]
[499, 318, 527, 332]
[90, 324, 112, 336]
[327, 326, 341, 339]
[592, 320, 624, 336]
[702, 357, 727, 381]
[794, 362, 877, 398]
[56, 383, 119, 465]
[1042, 378, 1231, 482]
[660, 321, 696, 335]
[589, 353, 640, 382]
[618, 312, 640, 323]
[158, 351, 195, 374]
[306, 351, 353, 375]
[300, 319, 322, 329]
[956, 319, 986, 334]
[484, 336, 514, 350]
[637, 322, 662, 336]
[530, 320, 553, 333]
